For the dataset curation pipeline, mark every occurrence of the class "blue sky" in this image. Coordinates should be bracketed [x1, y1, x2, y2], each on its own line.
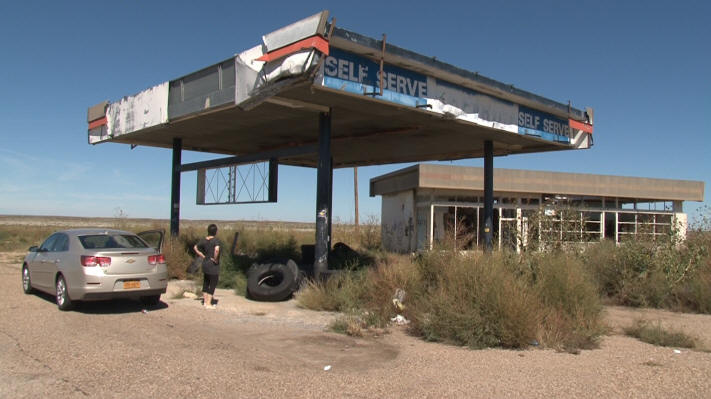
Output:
[1, 1, 709, 224]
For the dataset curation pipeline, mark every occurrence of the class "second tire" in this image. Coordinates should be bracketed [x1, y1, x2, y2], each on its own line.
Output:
[246, 259, 300, 302]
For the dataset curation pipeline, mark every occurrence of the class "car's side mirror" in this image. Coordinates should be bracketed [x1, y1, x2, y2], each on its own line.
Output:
[28, 246, 38, 252]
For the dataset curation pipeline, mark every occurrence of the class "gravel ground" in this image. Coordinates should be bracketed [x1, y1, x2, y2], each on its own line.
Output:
[2, 251, 711, 398]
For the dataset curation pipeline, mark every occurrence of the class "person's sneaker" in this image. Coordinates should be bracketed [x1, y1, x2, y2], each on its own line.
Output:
[204, 304, 216, 310]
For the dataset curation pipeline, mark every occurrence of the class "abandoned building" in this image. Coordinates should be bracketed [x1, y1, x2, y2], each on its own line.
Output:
[370, 164, 705, 252]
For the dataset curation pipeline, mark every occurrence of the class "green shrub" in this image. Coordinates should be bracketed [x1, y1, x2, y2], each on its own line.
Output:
[670, 257, 711, 313]
[579, 223, 711, 313]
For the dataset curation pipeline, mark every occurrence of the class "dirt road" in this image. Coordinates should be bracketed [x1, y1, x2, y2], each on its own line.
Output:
[2, 252, 711, 398]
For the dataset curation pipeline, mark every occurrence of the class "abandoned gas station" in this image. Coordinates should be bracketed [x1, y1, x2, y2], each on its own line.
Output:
[87, 11, 595, 277]
[370, 164, 705, 253]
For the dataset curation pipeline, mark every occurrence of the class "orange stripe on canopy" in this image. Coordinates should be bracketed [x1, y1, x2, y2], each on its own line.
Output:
[256, 35, 329, 62]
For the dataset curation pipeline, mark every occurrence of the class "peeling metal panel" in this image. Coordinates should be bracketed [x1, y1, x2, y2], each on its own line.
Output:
[426, 79, 518, 133]
[235, 48, 322, 110]
[234, 45, 265, 107]
[329, 27, 588, 122]
[101, 82, 169, 142]
[319, 47, 588, 148]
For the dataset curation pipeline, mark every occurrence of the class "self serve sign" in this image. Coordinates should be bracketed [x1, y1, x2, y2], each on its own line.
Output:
[323, 48, 428, 98]
[518, 105, 571, 138]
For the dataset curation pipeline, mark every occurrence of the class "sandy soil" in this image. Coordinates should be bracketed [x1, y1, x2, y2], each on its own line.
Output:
[3, 250, 711, 397]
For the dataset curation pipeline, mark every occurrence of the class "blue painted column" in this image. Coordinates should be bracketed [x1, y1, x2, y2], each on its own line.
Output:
[170, 138, 182, 237]
[483, 140, 494, 252]
[314, 111, 333, 278]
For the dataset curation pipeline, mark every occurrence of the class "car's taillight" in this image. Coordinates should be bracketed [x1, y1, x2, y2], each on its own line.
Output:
[148, 254, 166, 265]
[81, 255, 111, 267]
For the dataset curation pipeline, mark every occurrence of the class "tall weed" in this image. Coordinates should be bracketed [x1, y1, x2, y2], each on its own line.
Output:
[524, 252, 605, 351]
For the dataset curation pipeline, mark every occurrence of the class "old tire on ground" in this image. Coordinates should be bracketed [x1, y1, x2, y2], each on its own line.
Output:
[247, 259, 299, 302]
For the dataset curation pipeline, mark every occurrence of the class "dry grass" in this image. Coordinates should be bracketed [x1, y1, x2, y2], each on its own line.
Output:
[624, 319, 698, 349]
[297, 248, 605, 352]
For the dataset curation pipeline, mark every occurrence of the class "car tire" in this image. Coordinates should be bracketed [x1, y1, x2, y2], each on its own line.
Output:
[22, 265, 34, 294]
[56, 275, 73, 311]
[247, 259, 299, 302]
[140, 295, 161, 307]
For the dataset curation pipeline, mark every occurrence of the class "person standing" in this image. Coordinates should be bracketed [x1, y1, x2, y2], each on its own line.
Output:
[193, 224, 222, 310]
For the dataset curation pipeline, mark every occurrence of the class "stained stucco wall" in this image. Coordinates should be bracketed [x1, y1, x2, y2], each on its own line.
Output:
[381, 191, 416, 253]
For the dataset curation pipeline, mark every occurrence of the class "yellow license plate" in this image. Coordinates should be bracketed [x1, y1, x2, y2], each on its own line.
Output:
[123, 280, 141, 289]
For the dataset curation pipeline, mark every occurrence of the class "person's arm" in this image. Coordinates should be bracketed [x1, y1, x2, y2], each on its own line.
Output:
[211, 245, 220, 263]
[193, 243, 205, 258]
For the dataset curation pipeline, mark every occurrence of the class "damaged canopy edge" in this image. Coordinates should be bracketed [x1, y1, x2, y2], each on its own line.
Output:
[329, 27, 589, 123]
[316, 47, 592, 149]
[87, 10, 593, 151]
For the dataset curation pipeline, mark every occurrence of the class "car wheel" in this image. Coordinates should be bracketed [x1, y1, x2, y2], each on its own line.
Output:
[140, 295, 161, 307]
[247, 259, 299, 302]
[56, 275, 73, 311]
[22, 265, 34, 294]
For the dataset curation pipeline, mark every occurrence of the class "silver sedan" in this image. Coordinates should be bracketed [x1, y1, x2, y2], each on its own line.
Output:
[22, 228, 168, 310]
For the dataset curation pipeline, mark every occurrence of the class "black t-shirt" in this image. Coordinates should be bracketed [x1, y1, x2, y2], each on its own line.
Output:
[197, 237, 222, 275]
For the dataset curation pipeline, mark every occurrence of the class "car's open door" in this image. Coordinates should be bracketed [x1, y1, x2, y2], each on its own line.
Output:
[137, 229, 165, 252]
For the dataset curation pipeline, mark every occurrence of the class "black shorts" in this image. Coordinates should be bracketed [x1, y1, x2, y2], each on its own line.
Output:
[202, 273, 219, 295]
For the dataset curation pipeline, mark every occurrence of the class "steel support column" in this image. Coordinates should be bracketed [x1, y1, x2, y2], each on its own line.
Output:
[170, 138, 182, 237]
[314, 110, 332, 278]
[328, 157, 333, 251]
[483, 140, 494, 252]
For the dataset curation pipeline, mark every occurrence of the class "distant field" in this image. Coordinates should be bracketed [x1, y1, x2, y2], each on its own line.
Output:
[0, 215, 377, 253]
[0, 215, 320, 252]
[0, 215, 315, 231]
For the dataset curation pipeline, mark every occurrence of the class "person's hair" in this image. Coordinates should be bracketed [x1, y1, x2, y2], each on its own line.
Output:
[207, 224, 218, 236]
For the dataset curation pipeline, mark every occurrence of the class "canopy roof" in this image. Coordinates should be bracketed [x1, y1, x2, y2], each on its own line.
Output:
[87, 11, 594, 168]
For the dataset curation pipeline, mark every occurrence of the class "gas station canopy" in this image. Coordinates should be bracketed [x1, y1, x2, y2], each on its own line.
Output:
[87, 10, 593, 169]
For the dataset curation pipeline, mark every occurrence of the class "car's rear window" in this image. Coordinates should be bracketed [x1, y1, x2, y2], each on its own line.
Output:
[79, 234, 149, 250]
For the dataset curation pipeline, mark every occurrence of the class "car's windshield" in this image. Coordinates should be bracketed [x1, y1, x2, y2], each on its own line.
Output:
[79, 234, 149, 249]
